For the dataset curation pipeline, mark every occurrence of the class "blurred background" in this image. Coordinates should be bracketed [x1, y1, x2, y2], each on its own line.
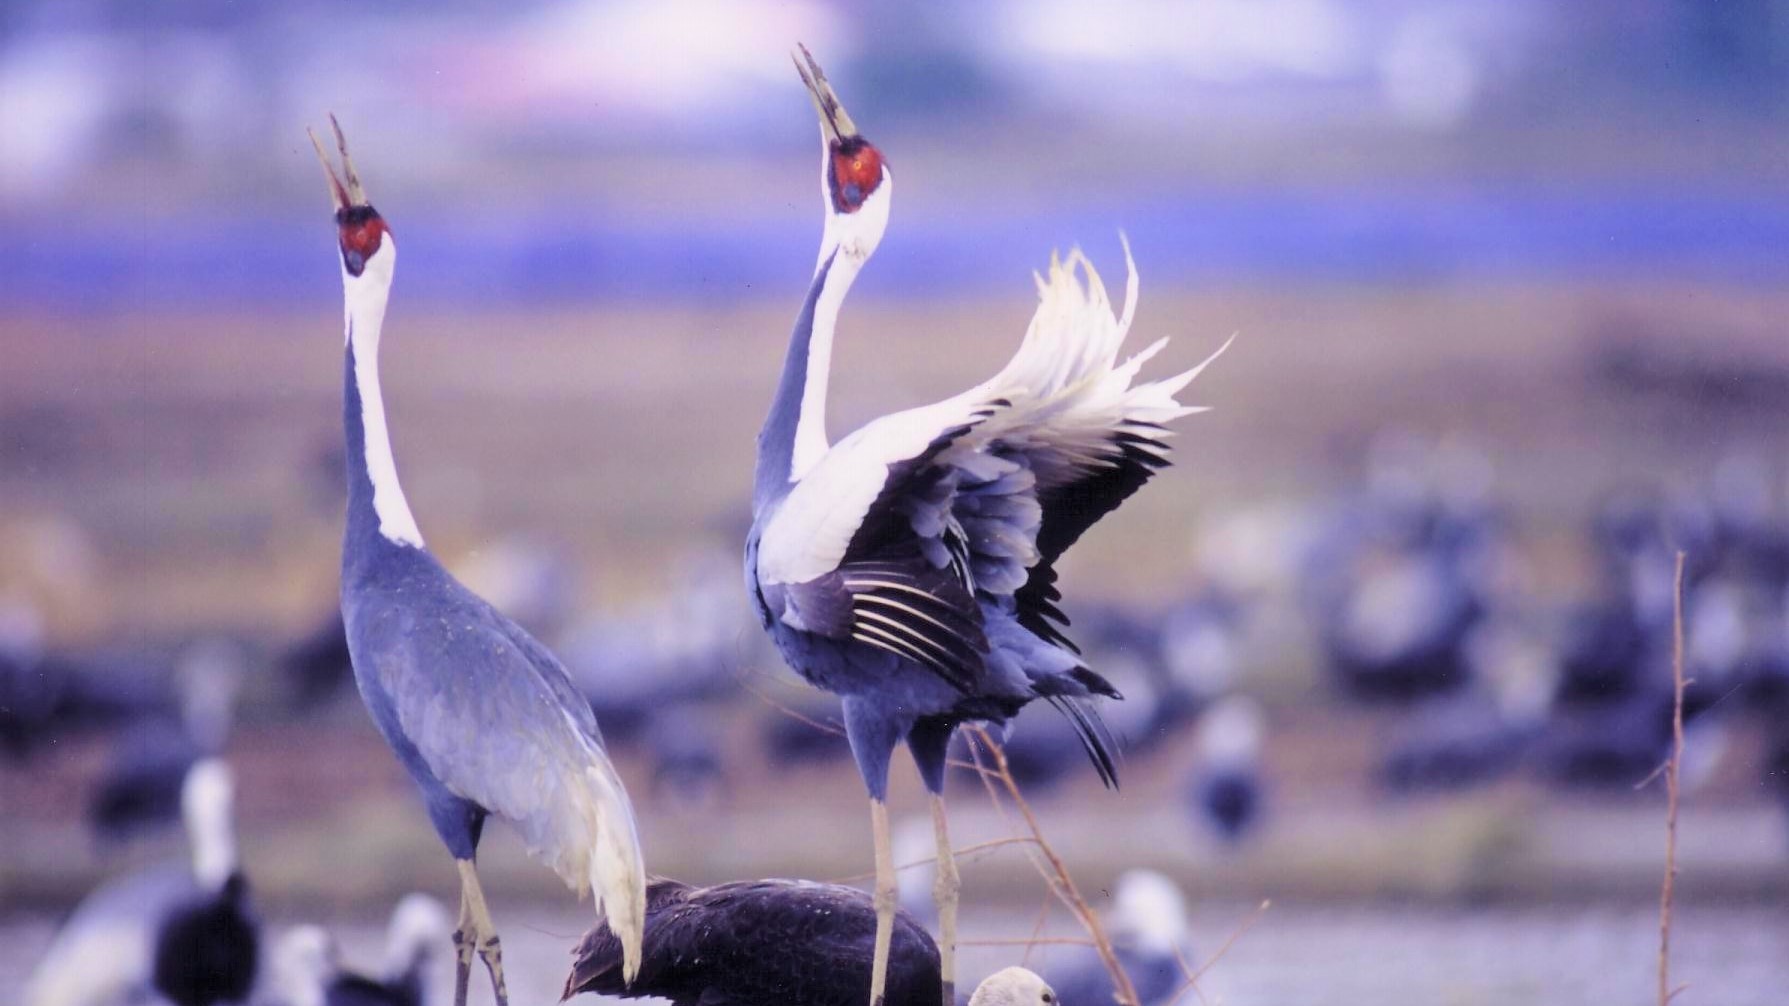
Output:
[3, 1, 1789, 1003]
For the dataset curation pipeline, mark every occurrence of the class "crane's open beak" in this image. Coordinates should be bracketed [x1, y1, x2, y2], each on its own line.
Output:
[308, 114, 369, 212]
[793, 44, 857, 143]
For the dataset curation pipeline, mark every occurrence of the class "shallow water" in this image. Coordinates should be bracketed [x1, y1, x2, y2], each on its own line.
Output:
[8, 901, 1788, 1006]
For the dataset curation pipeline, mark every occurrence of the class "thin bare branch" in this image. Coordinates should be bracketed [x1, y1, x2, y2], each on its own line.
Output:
[1657, 549, 1686, 1006]
[829, 836, 1044, 884]
[1167, 900, 1273, 1006]
[1022, 886, 1056, 968]
[960, 937, 1100, 948]
[964, 741, 1073, 907]
[968, 727, 1141, 1006]
[737, 674, 845, 737]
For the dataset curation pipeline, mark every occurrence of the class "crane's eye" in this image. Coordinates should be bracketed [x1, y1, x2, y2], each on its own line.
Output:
[1042, 993, 1055, 1004]
[336, 205, 387, 277]
[829, 137, 885, 214]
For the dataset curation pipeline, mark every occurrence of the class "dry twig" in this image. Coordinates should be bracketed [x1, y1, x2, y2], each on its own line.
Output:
[1021, 886, 1056, 968]
[748, 675, 1266, 1004]
[960, 937, 1101, 948]
[1166, 899, 1273, 1006]
[1657, 550, 1688, 1006]
[966, 727, 1142, 1006]
[829, 836, 1044, 885]
[738, 673, 845, 736]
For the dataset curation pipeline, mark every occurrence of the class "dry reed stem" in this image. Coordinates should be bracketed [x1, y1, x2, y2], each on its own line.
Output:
[1658, 550, 1687, 1006]
[967, 727, 1141, 1006]
[828, 836, 1044, 884]
[1022, 887, 1056, 968]
[1166, 899, 1273, 1006]
[738, 674, 846, 736]
[748, 674, 1265, 1003]
[960, 937, 1101, 948]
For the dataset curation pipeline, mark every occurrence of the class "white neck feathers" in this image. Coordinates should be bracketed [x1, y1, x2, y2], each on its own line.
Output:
[344, 245, 424, 549]
[791, 172, 891, 482]
[182, 758, 237, 891]
[789, 250, 861, 480]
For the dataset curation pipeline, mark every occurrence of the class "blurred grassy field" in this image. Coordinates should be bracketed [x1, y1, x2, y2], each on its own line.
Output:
[4, 279, 1786, 635]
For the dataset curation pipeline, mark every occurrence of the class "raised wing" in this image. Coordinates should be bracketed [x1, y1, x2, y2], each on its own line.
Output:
[758, 401, 1003, 690]
[953, 246, 1231, 649]
[758, 244, 1227, 672]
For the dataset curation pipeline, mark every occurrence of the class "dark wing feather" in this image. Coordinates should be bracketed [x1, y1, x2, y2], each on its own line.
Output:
[783, 561, 987, 692]
[565, 879, 695, 1003]
[565, 879, 941, 1006]
[1014, 425, 1173, 650]
[1041, 694, 1119, 788]
[787, 408, 1007, 691]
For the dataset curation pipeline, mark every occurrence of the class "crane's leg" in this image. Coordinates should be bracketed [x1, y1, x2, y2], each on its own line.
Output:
[843, 699, 903, 1006]
[906, 718, 959, 1006]
[457, 859, 510, 1006]
[869, 797, 897, 1006]
[930, 793, 961, 1005]
[453, 863, 474, 1006]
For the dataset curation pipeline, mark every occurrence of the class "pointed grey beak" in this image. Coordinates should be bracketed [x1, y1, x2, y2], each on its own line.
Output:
[793, 43, 857, 143]
[307, 113, 369, 211]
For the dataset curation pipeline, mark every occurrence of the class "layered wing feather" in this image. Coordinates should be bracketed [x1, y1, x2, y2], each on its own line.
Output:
[757, 243, 1228, 663]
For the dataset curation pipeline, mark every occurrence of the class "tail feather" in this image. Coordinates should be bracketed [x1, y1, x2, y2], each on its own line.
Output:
[583, 763, 647, 983]
[1042, 694, 1120, 789]
[1069, 665, 1123, 700]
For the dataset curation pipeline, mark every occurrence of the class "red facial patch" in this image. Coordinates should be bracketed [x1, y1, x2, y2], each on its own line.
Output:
[829, 140, 885, 214]
[338, 209, 387, 271]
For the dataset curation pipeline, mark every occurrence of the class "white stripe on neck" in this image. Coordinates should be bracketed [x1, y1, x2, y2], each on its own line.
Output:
[789, 251, 860, 481]
[791, 175, 891, 483]
[183, 759, 237, 891]
[345, 251, 425, 549]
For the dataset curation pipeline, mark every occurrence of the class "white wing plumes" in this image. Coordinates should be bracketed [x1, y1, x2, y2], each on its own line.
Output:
[969, 241, 1230, 493]
[759, 242, 1230, 592]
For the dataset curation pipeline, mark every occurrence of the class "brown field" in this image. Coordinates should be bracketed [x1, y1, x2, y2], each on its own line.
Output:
[4, 279, 1785, 634]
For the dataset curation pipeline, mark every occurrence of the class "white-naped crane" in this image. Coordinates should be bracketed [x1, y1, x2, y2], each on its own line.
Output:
[309, 117, 646, 1006]
[744, 48, 1230, 1006]
[1184, 694, 1265, 845]
[564, 878, 942, 1006]
[564, 877, 1062, 1006]
[26, 760, 258, 1006]
[88, 637, 244, 845]
[273, 893, 452, 1006]
[1038, 870, 1194, 1006]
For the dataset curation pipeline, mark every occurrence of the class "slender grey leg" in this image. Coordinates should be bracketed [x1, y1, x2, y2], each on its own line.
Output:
[453, 861, 475, 1006]
[931, 793, 960, 1005]
[870, 798, 896, 1006]
[459, 859, 509, 1006]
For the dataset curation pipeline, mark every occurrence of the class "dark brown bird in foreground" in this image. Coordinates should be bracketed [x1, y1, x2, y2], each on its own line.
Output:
[563, 878, 942, 1006]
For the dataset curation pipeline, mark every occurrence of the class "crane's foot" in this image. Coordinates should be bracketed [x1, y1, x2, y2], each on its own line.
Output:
[451, 928, 473, 1006]
[479, 935, 510, 1006]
